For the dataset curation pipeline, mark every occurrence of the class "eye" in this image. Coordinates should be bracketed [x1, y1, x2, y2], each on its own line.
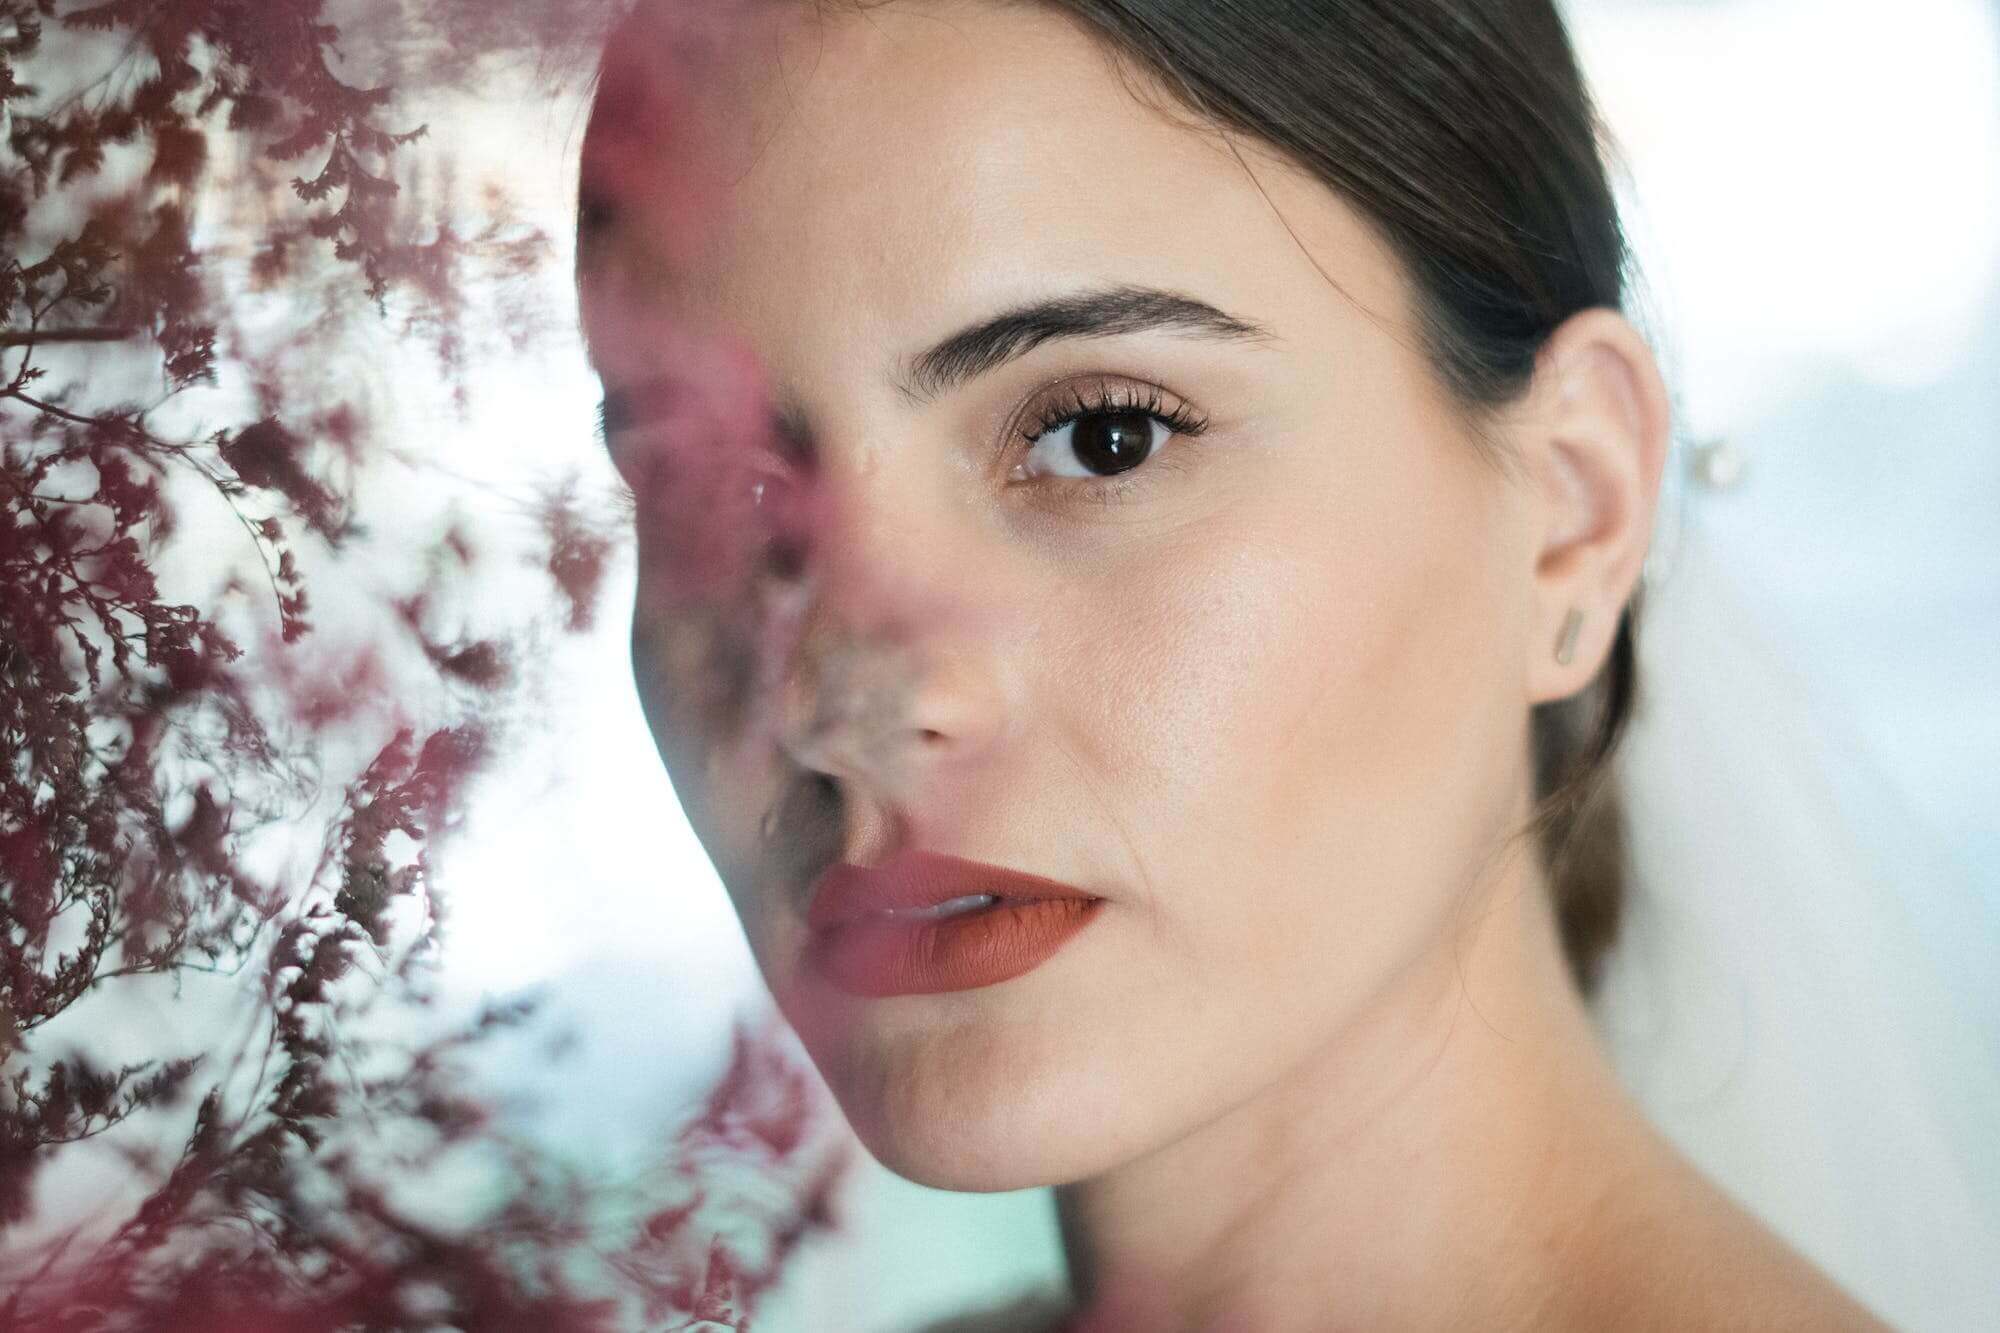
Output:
[1010, 379, 1206, 485]
[1019, 409, 1164, 481]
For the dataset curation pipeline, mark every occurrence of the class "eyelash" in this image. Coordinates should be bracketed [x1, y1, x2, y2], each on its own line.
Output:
[1013, 378, 1211, 503]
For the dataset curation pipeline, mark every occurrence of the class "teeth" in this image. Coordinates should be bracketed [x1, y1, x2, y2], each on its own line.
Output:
[878, 894, 999, 923]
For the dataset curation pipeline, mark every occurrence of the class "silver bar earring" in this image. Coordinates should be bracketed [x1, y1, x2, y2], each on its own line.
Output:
[1554, 608, 1585, 666]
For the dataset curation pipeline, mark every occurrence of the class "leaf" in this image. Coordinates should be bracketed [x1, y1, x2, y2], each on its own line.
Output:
[216, 417, 340, 535]
[147, 122, 208, 187]
[56, 138, 104, 186]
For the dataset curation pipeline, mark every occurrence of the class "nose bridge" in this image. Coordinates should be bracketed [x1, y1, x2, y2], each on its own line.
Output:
[776, 454, 1005, 796]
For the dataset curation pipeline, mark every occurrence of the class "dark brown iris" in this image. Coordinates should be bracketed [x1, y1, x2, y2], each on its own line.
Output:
[1072, 410, 1154, 475]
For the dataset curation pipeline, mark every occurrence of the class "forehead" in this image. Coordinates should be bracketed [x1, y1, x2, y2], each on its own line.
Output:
[578, 0, 1409, 389]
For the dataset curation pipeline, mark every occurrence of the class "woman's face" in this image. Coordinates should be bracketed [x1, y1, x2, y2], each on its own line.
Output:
[580, 0, 1547, 1190]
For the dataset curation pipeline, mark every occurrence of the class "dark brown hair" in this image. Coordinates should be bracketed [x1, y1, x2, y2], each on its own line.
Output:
[998, 0, 1642, 998]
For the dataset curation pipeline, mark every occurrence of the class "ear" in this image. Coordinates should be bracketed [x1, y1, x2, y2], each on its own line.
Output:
[1518, 308, 1671, 706]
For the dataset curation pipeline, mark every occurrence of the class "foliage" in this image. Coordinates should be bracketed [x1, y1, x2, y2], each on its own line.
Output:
[0, 0, 842, 1327]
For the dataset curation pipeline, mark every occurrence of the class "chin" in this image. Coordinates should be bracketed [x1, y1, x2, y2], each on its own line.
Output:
[779, 978, 1142, 1193]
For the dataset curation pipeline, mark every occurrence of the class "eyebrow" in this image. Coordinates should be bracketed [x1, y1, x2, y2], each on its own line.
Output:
[597, 380, 819, 467]
[895, 283, 1275, 404]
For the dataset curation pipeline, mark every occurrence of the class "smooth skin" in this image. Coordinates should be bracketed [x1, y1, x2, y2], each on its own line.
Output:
[578, 2, 1890, 1327]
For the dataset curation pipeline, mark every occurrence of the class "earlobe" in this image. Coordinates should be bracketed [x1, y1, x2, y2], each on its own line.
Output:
[1523, 308, 1670, 704]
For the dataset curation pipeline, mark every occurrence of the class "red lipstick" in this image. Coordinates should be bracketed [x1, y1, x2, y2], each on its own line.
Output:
[805, 849, 1104, 998]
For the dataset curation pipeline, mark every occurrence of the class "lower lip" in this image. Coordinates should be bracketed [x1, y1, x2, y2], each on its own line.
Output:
[806, 897, 1104, 998]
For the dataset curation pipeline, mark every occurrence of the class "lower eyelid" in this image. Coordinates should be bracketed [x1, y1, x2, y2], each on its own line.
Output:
[1030, 433, 1204, 509]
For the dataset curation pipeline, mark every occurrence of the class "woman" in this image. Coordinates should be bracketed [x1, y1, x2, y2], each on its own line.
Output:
[574, 0, 1892, 1326]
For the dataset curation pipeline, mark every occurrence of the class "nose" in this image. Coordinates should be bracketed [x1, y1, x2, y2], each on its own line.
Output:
[771, 500, 1007, 819]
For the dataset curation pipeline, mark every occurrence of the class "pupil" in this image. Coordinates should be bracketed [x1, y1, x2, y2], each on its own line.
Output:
[1073, 410, 1154, 476]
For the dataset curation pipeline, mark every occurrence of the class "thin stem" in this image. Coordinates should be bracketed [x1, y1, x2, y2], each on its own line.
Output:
[0, 327, 135, 347]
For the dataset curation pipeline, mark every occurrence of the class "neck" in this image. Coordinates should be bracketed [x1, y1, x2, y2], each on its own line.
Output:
[1054, 848, 1662, 1331]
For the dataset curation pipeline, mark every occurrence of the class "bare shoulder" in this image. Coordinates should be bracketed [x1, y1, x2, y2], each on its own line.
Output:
[1562, 1147, 1893, 1332]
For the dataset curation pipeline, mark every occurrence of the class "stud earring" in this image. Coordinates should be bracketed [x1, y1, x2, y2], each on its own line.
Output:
[1554, 608, 1585, 666]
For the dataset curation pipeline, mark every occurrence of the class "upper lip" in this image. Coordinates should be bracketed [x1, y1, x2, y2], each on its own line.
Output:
[806, 848, 1099, 931]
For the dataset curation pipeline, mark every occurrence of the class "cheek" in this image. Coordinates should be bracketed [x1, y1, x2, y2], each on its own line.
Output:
[1264, 439, 1525, 844]
[630, 598, 751, 770]
[629, 591, 790, 943]
[1042, 414, 1524, 987]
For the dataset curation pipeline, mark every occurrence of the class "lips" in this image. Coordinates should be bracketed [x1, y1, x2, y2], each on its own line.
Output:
[804, 849, 1104, 998]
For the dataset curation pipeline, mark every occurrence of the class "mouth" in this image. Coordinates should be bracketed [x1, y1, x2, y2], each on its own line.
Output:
[867, 892, 1003, 922]
[804, 849, 1105, 998]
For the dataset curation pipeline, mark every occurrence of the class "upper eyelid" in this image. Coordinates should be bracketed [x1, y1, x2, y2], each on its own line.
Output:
[1019, 375, 1208, 438]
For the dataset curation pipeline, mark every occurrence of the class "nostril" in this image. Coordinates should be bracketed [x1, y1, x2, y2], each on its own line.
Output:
[762, 533, 809, 582]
